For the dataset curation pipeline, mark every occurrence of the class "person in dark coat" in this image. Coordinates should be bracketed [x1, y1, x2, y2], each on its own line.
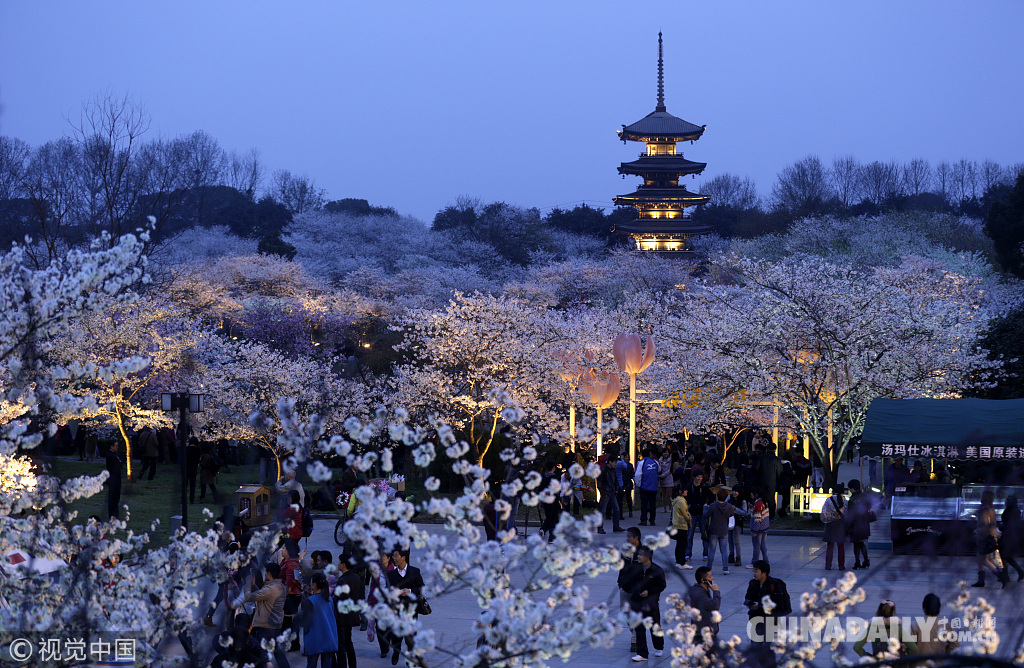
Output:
[744, 559, 791, 666]
[539, 460, 562, 542]
[104, 440, 123, 520]
[617, 527, 643, 652]
[846, 480, 876, 569]
[209, 612, 263, 668]
[185, 437, 201, 504]
[138, 425, 159, 480]
[334, 553, 365, 668]
[757, 443, 785, 518]
[199, 442, 220, 502]
[1000, 495, 1024, 581]
[340, 462, 362, 493]
[820, 484, 847, 570]
[685, 468, 712, 564]
[884, 456, 910, 499]
[629, 546, 666, 661]
[790, 450, 811, 488]
[385, 549, 425, 666]
[688, 566, 722, 640]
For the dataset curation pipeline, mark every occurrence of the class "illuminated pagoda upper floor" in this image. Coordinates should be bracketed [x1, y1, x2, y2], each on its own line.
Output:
[613, 33, 713, 252]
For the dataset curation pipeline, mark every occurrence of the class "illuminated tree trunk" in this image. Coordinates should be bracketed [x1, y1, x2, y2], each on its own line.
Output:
[114, 403, 134, 481]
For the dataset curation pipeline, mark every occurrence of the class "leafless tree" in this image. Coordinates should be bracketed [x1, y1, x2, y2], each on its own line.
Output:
[222, 148, 264, 199]
[179, 130, 223, 190]
[271, 169, 325, 214]
[0, 135, 31, 200]
[771, 155, 831, 213]
[71, 92, 154, 246]
[20, 139, 87, 267]
[901, 158, 932, 197]
[700, 173, 759, 209]
[934, 161, 953, 203]
[980, 159, 1006, 195]
[828, 155, 861, 207]
[858, 160, 903, 204]
[950, 159, 979, 202]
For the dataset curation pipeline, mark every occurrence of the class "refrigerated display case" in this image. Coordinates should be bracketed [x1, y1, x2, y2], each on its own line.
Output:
[891, 484, 1024, 554]
[959, 484, 1024, 519]
[890, 484, 967, 555]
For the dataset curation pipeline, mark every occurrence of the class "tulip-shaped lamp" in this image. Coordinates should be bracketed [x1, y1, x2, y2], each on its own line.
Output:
[554, 349, 593, 449]
[579, 369, 621, 458]
[613, 333, 656, 465]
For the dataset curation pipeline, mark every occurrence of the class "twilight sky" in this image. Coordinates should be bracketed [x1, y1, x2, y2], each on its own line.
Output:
[2, 1, 1022, 223]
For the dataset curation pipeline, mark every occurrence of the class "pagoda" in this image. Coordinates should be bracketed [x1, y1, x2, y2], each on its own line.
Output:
[614, 33, 712, 252]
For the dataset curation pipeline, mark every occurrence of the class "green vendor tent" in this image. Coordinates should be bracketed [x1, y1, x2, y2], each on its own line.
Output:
[860, 398, 1024, 460]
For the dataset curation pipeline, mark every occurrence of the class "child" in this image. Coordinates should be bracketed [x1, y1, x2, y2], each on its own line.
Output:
[749, 487, 770, 566]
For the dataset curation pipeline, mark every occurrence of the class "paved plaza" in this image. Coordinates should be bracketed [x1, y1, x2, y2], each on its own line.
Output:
[161, 459, 1024, 665]
[287, 520, 1024, 667]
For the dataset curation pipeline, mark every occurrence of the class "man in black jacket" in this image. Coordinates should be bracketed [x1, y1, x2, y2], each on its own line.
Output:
[629, 546, 666, 662]
[757, 444, 785, 518]
[597, 454, 623, 534]
[385, 549, 425, 666]
[335, 552, 365, 668]
[617, 527, 643, 652]
[685, 469, 712, 565]
[688, 566, 721, 640]
[744, 559, 791, 666]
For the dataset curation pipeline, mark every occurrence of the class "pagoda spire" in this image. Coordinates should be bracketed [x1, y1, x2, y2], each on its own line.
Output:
[656, 32, 666, 112]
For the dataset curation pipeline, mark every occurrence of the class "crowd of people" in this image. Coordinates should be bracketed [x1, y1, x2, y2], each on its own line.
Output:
[207, 534, 425, 668]
[42, 424, 1023, 665]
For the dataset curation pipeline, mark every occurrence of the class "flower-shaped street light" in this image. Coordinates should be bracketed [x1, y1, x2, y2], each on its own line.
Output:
[553, 349, 595, 449]
[578, 369, 621, 458]
[613, 333, 656, 466]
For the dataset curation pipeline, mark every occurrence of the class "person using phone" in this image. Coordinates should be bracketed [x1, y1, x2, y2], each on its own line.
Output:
[688, 566, 721, 641]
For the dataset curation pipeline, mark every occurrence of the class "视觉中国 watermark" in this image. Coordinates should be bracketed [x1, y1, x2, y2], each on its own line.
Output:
[747, 615, 995, 644]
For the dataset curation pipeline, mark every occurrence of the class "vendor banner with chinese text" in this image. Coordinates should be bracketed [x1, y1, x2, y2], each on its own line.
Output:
[860, 398, 1024, 460]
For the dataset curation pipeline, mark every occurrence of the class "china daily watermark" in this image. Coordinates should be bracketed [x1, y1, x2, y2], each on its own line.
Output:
[747, 616, 996, 644]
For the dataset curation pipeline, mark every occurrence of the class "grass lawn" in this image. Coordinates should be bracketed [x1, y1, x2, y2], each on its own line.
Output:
[42, 457, 825, 551]
[45, 457, 292, 549]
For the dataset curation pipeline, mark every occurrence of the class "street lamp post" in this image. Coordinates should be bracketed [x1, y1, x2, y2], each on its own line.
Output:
[554, 349, 593, 451]
[161, 391, 205, 530]
[578, 370, 620, 458]
[613, 333, 656, 466]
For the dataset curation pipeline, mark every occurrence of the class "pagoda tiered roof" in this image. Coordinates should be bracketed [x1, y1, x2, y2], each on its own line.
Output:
[618, 111, 705, 143]
[613, 186, 710, 207]
[617, 155, 707, 177]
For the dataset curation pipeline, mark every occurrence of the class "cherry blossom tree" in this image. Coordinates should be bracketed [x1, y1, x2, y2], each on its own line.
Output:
[2, 224, 1019, 668]
[47, 297, 199, 479]
[662, 256, 1008, 489]
[394, 293, 566, 464]
[0, 230, 260, 667]
[193, 335, 374, 480]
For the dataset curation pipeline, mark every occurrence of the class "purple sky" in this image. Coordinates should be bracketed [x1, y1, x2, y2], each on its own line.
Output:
[2, 2, 1022, 222]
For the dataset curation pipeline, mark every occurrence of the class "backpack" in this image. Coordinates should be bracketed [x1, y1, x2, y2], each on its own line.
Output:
[301, 506, 314, 537]
[820, 496, 842, 523]
[769, 577, 792, 616]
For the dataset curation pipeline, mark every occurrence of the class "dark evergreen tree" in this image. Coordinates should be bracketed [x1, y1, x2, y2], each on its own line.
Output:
[324, 198, 398, 217]
[984, 171, 1024, 278]
[967, 305, 1024, 399]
